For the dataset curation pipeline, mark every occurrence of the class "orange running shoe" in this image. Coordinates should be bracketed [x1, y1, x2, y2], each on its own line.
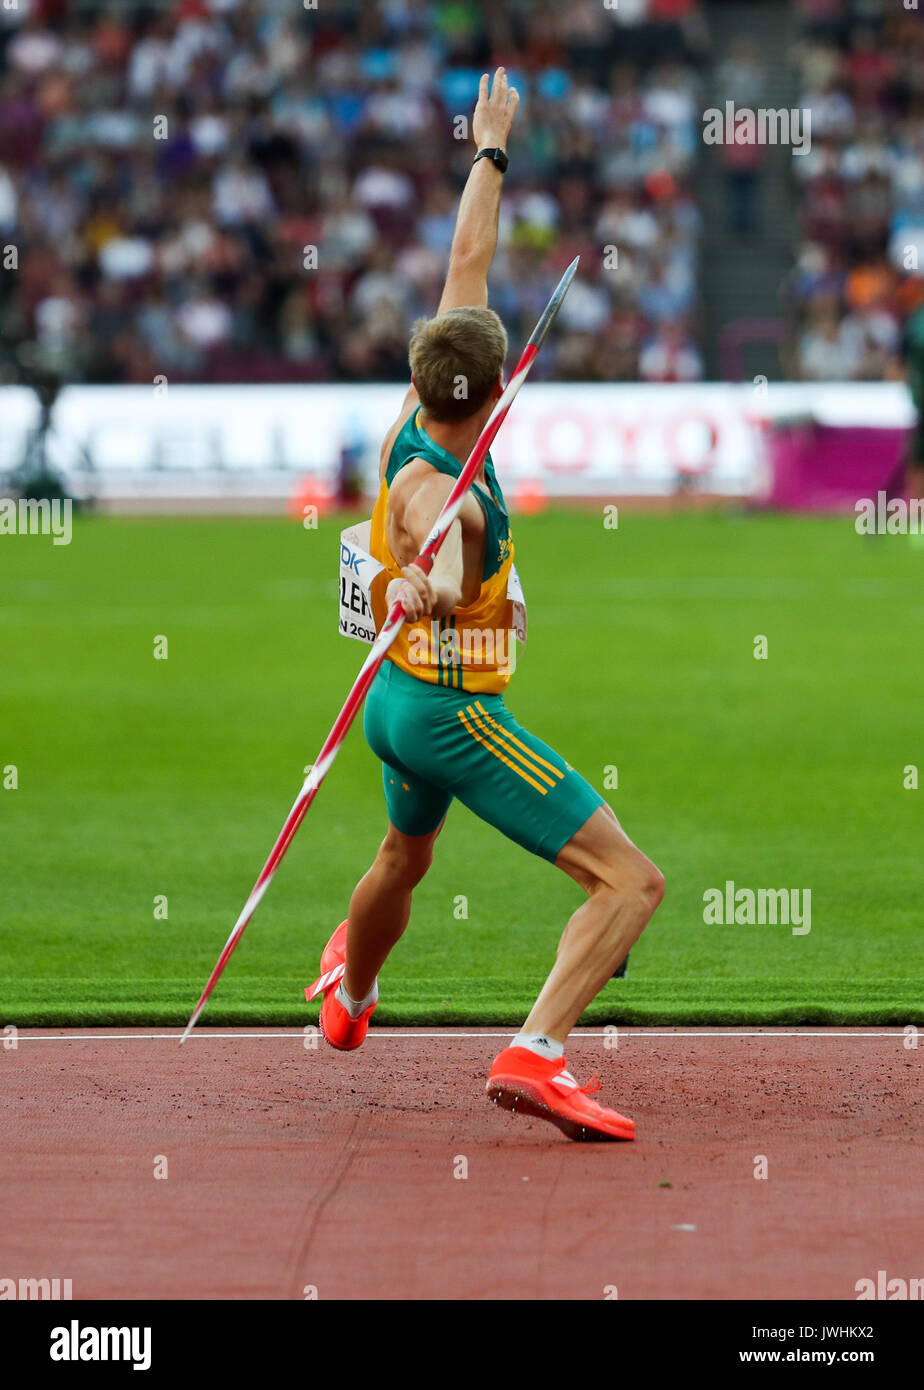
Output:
[486, 1045, 636, 1142]
[304, 920, 377, 1051]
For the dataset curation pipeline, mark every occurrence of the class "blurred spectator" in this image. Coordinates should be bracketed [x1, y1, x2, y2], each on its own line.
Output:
[0, 0, 705, 386]
[639, 318, 703, 382]
[717, 38, 767, 235]
[717, 36, 765, 109]
[789, 1, 924, 381]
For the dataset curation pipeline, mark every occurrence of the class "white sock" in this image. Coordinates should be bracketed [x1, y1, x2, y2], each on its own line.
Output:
[510, 1031, 564, 1061]
[336, 978, 378, 1020]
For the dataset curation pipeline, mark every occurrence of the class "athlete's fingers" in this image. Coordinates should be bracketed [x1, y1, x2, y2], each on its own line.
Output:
[401, 563, 436, 612]
[387, 578, 424, 619]
[402, 585, 425, 619]
[388, 564, 435, 618]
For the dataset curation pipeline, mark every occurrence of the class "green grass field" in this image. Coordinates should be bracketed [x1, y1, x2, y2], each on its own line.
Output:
[2, 507, 921, 1025]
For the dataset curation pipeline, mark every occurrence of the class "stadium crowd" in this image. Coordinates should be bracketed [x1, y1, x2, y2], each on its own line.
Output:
[0, 0, 708, 388]
[789, 0, 924, 381]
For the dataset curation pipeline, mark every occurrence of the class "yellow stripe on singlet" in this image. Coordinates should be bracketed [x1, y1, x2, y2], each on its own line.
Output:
[457, 709, 550, 795]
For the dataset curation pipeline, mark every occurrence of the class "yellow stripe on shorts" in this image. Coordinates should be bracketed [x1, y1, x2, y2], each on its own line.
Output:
[472, 702, 565, 783]
[457, 709, 549, 795]
[459, 705, 559, 792]
[466, 707, 558, 789]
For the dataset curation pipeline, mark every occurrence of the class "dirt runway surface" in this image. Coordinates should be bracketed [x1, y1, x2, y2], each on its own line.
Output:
[1, 1028, 920, 1300]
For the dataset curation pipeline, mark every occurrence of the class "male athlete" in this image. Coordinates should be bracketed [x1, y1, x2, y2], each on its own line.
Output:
[308, 69, 664, 1141]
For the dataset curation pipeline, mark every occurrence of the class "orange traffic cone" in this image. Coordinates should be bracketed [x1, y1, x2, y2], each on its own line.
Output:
[512, 477, 547, 515]
[289, 475, 335, 523]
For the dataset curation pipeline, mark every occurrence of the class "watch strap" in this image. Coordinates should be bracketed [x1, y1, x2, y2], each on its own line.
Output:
[473, 146, 509, 174]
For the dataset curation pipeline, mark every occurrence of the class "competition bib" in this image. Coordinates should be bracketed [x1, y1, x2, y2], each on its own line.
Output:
[338, 521, 383, 645]
[508, 562, 527, 646]
[338, 524, 527, 652]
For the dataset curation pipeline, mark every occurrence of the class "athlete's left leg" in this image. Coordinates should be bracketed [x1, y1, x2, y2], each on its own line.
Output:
[343, 817, 445, 1001]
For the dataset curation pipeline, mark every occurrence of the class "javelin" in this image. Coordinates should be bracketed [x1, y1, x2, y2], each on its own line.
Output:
[180, 255, 579, 1043]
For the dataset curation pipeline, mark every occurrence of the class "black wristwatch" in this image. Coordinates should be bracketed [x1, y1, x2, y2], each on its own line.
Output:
[473, 146, 508, 174]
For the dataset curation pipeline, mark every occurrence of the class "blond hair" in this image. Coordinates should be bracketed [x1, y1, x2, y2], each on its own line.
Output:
[409, 307, 507, 424]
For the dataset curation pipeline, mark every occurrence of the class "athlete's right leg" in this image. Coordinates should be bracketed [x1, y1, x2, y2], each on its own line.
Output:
[438, 696, 664, 1029]
[522, 803, 664, 1042]
[486, 807, 663, 1140]
[343, 818, 444, 1002]
[428, 693, 664, 1138]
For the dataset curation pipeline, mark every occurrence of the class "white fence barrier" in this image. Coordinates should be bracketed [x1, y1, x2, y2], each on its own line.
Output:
[0, 381, 914, 505]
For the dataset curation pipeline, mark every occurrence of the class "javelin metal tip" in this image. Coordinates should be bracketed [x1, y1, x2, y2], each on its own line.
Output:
[527, 256, 581, 349]
[559, 256, 580, 293]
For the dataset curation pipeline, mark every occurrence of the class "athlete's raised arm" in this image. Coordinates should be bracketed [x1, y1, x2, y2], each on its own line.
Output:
[436, 66, 519, 314]
[379, 67, 519, 467]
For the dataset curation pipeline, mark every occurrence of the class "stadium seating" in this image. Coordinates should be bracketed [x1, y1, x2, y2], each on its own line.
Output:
[0, 0, 707, 387]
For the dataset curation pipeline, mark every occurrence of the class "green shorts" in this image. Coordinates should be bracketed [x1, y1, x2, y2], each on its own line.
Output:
[364, 660, 605, 863]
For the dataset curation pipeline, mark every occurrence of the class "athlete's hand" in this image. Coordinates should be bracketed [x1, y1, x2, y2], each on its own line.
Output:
[472, 67, 519, 151]
[387, 564, 436, 621]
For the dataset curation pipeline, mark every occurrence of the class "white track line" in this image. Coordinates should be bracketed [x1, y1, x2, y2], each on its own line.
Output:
[7, 1031, 910, 1042]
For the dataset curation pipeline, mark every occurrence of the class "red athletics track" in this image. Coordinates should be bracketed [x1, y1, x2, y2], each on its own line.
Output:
[0, 1028, 920, 1301]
